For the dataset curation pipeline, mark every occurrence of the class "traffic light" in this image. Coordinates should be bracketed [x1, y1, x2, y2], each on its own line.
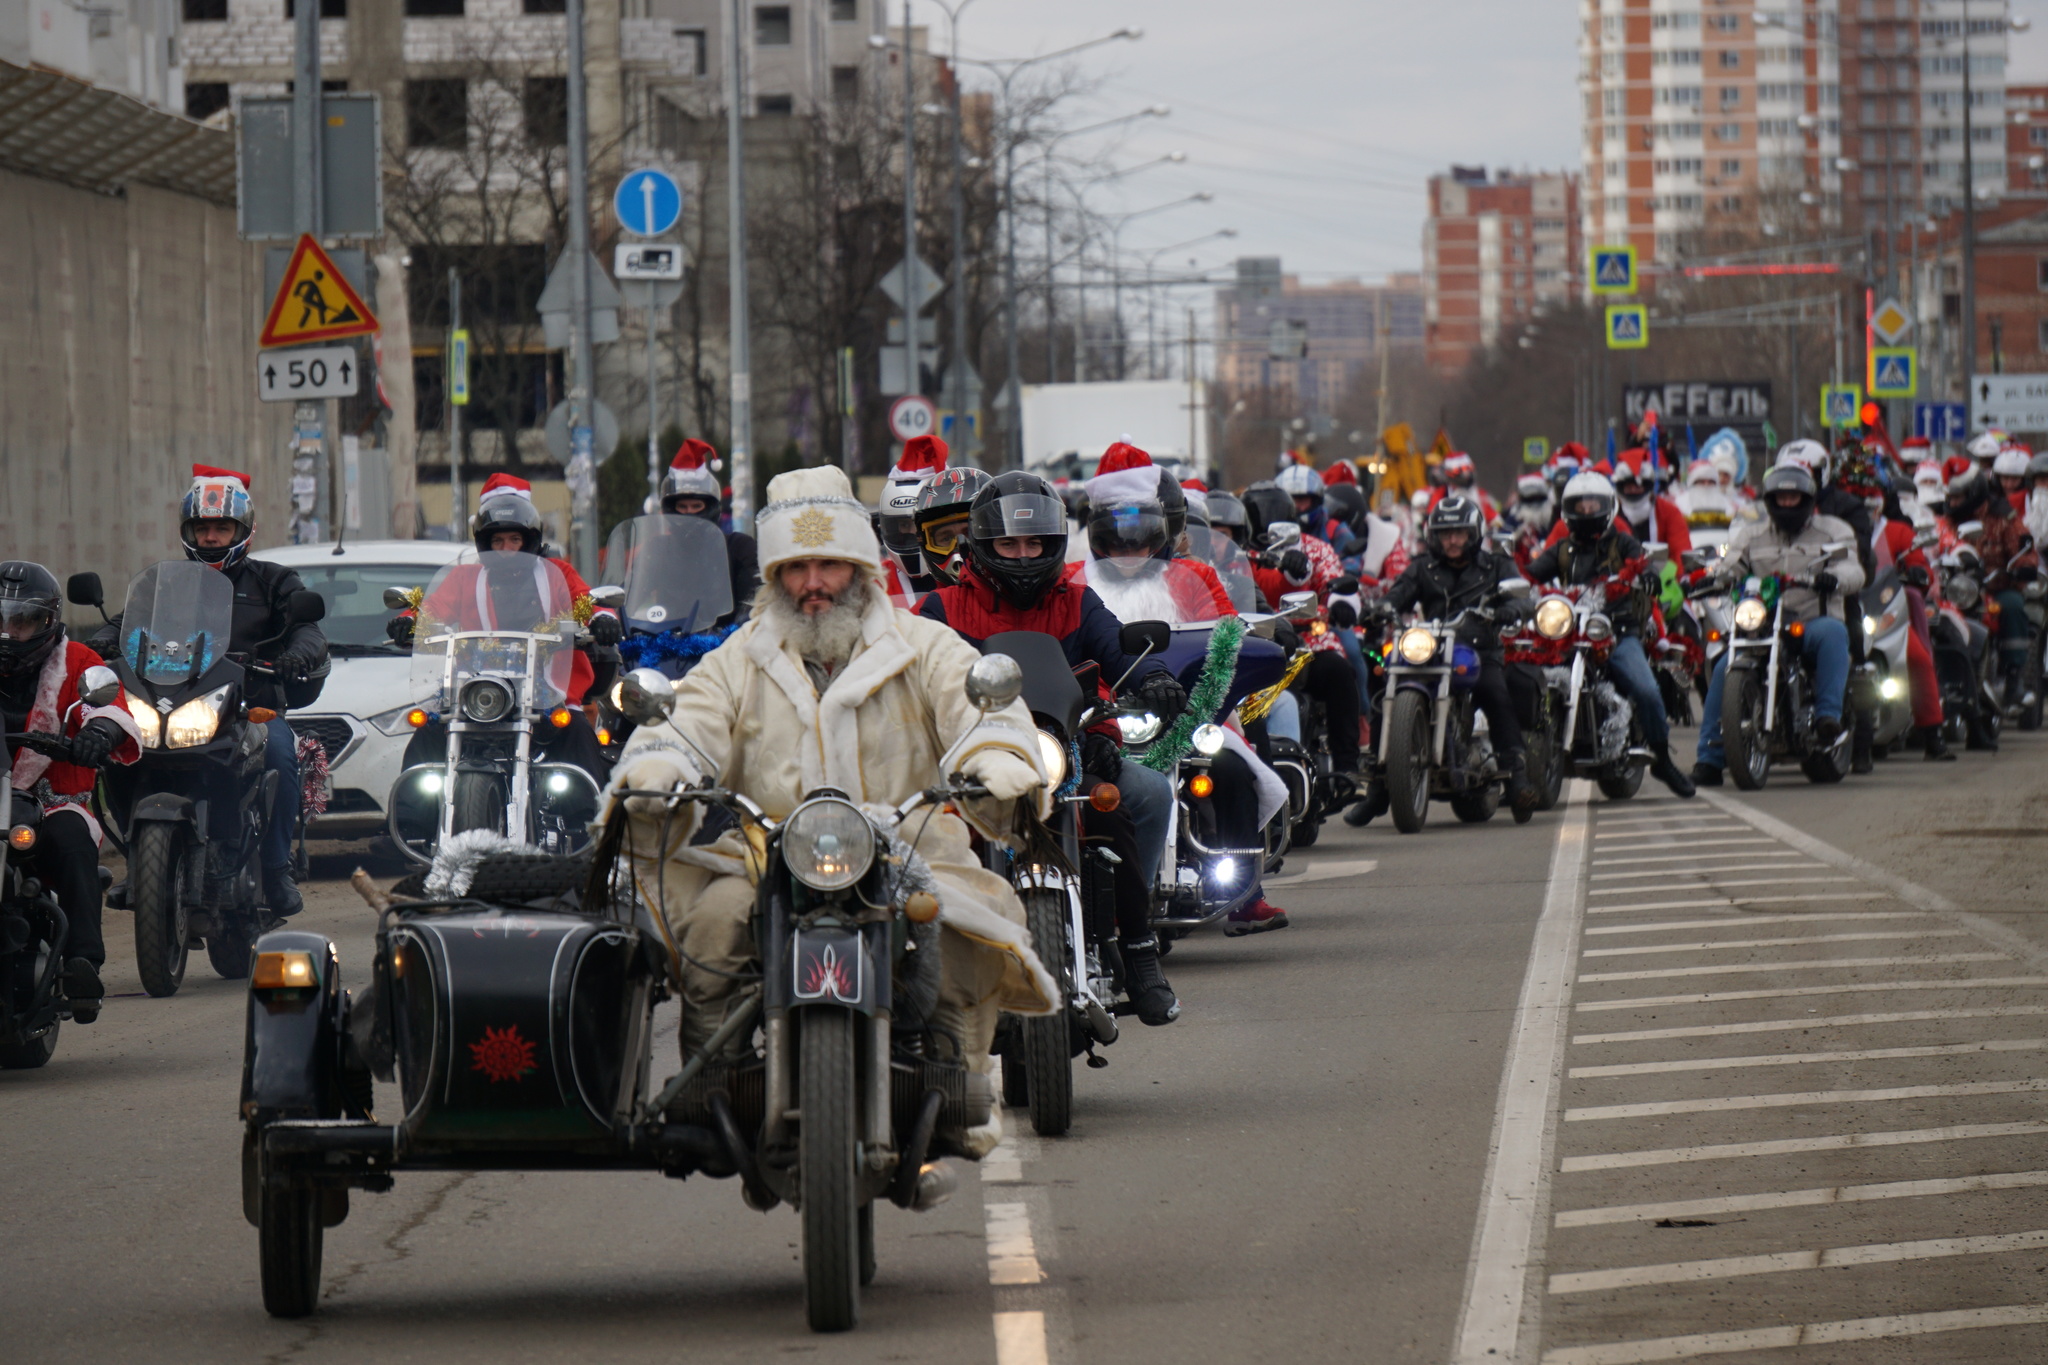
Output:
[1859, 401, 1882, 428]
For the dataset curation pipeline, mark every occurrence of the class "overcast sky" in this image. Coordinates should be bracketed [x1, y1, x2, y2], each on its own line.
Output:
[954, 0, 2048, 285]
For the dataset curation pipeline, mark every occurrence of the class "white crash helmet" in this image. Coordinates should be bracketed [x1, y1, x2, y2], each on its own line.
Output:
[1560, 470, 1619, 541]
[1994, 447, 2032, 479]
[1274, 463, 1323, 499]
[1967, 431, 2003, 460]
[1776, 438, 1831, 486]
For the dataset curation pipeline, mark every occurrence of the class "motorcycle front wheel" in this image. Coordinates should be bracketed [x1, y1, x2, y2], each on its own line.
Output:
[451, 771, 507, 836]
[1527, 722, 1565, 812]
[1020, 889, 1074, 1138]
[800, 1008, 861, 1332]
[1723, 670, 1771, 791]
[130, 821, 191, 998]
[1386, 689, 1433, 834]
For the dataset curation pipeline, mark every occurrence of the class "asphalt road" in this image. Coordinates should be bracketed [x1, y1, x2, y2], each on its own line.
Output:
[4, 731, 2044, 1364]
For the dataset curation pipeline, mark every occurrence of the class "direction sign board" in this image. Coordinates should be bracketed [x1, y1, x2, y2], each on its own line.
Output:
[1914, 402, 1969, 442]
[1972, 374, 2048, 432]
[1821, 384, 1862, 430]
[448, 329, 470, 407]
[259, 235, 379, 347]
[1522, 437, 1550, 466]
[880, 255, 945, 314]
[1870, 297, 1912, 346]
[1869, 347, 1916, 398]
[258, 344, 359, 402]
[1589, 245, 1637, 295]
[613, 168, 683, 238]
[889, 395, 939, 442]
[237, 94, 383, 241]
[1605, 304, 1648, 350]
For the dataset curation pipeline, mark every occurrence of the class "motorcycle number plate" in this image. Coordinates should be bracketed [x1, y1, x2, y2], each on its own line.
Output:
[792, 927, 867, 1007]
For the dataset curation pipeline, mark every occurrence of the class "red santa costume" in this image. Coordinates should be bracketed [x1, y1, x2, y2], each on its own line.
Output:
[878, 434, 948, 610]
[9, 638, 142, 844]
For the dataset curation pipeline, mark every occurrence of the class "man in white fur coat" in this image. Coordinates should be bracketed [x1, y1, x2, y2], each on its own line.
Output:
[606, 465, 1056, 1148]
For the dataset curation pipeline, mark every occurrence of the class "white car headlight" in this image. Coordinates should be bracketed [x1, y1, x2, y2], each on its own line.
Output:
[165, 685, 231, 749]
[124, 690, 163, 749]
[782, 797, 875, 893]
[1036, 729, 1069, 788]
[1190, 722, 1226, 756]
[1534, 596, 1574, 640]
[1734, 597, 1768, 632]
[1118, 712, 1163, 745]
[1398, 627, 1439, 665]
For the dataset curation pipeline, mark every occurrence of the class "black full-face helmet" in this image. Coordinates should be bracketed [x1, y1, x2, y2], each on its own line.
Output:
[965, 471, 1070, 608]
[1424, 495, 1485, 561]
[0, 561, 64, 679]
[1240, 481, 1296, 541]
[1207, 491, 1251, 547]
[1760, 463, 1819, 536]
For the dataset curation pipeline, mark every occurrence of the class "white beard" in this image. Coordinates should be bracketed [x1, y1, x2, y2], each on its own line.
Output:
[758, 582, 866, 671]
[2029, 489, 2048, 547]
[1087, 559, 1185, 623]
[1620, 494, 1653, 525]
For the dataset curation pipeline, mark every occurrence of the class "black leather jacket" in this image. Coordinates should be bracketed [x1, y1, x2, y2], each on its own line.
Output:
[1524, 529, 1653, 637]
[1380, 547, 1525, 657]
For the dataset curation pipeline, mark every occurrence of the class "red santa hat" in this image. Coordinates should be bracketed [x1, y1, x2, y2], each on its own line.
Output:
[192, 463, 252, 490]
[1442, 451, 1475, 474]
[670, 437, 722, 473]
[1901, 436, 1932, 455]
[478, 472, 535, 502]
[1320, 460, 1359, 486]
[1180, 477, 1210, 494]
[894, 434, 948, 476]
[1086, 441, 1159, 507]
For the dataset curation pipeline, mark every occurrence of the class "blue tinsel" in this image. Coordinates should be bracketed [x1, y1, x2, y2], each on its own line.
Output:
[617, 623, 738, 671]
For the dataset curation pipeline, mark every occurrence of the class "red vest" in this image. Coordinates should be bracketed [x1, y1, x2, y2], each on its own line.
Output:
[929, 573, 1084, 643]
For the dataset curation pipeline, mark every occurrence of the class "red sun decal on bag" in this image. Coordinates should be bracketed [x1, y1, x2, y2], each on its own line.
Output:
[469, 1024, 539, 1083]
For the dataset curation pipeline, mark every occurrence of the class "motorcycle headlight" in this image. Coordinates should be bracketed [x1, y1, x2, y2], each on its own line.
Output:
[1733, 597, 1768, 632]
[1036, 729, 1069, 788]
[124, 689, 163, 749]
[459, 677, 516, 723]
[1118, 712, 1163, 745]
[371, 701, 435, 736]
[1191, 722, 1226, 756]
[165, 685, 230, 749]
[1879, 677, 1903, 700]
[1862, 614, 1878, 635]
[1534, 597, 1574, 640]
[782, 797, 875, 892]
[1583, 613, 1613, 643]
[1398, 627, 1439, 665]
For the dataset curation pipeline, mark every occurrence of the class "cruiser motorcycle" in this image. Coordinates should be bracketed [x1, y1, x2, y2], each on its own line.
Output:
[1717, 546, 1855, 788]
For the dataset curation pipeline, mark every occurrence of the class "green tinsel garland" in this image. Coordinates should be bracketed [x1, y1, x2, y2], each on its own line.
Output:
[1134, 614, 1247, 772]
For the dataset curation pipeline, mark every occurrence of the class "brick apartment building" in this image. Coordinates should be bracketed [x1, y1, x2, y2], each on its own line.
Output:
[1422, 167, 1580, 373]
[1212, 256, 1424, 427]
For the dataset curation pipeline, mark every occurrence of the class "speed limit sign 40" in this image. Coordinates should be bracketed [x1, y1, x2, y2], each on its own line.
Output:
[889, 395, 938, 442]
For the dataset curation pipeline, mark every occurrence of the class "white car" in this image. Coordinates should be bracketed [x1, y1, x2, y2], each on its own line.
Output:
[258, 540, 470, 840]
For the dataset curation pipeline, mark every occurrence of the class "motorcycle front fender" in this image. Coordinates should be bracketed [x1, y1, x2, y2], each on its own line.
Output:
[240, 929, 344, 1125]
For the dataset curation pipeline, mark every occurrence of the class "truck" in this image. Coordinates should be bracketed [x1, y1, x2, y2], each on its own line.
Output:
[1020, 379, 1210, 482]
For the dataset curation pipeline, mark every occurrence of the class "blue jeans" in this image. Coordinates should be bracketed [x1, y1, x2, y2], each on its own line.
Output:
[1266, 689, 1302, 742]
[1337, 629, 1372, 709]
[263, 718, 300, 874]
[1605, 635, 1670, 751]
[1116, 758, 1173, 893]
[1696, 614, 1849, 769]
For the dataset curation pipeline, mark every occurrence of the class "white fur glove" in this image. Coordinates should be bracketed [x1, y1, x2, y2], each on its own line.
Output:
[611, 746, 700, 817]
[961, 750, 1043, 804]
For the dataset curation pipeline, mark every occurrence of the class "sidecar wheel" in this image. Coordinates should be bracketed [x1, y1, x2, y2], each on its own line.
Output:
[258, 1167, 323, 1318]
[800, 1008, 860, 1332]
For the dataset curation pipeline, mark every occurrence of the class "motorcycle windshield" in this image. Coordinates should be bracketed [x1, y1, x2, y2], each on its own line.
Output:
[1085, 557, 1231, 628]
[120, 561, 236, 687]
[410, 551, 576, 710]
[600, 514, 734, 633]
[1185, 528, 1260, 613]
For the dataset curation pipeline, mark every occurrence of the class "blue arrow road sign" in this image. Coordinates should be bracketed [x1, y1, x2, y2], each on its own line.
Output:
[614, 168, 683, 238]
[1914, 402, 1968, 442]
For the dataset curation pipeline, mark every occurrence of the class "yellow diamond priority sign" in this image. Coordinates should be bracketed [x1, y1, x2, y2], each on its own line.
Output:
[1869, 298, 1912, 347]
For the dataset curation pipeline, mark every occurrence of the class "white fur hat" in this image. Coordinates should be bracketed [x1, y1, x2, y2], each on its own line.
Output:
[756, 465, 881, 576]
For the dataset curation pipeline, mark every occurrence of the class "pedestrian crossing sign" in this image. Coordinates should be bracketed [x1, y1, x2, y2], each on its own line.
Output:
[1868, 346, 1916, 399]
[1523, 436, 1550, 465]
[1821, 384, 1862, 429]
[1605, 304, 1648, 350]
[258, 234, 379, 347]
[1590, 245, 1637, 295]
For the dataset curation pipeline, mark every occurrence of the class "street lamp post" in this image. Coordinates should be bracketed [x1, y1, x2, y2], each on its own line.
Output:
[727, 0, 752, 532]
[1134, 228, 1235, 375]
[928, 0, 977, 460]
[1108, 192, 1213, 380]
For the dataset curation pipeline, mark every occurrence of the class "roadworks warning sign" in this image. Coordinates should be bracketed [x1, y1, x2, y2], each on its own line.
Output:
[258, 234, 379, 347]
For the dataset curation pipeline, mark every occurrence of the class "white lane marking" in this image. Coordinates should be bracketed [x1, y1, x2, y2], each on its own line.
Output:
[1590, 863, 1827, 880]
[1449, 783, 1591, 1365]
[1591, 813, 1743, 826]
[993, 1311, 1050, 1365]
[1569, 1038, 2044, 1078]
[1565, 1077, 2048, 1122]
[981, 1134, 1023, 1184]
[1705, 791, 2048, 972]
[984, 1201, 1047, 1285]
[1583, 930, 1966, 958]
[1538, 1302, 2048, 1365]
[1265, 857, 1377, 887]
[1592, 851, 1810, 868]
[1561, 1120, 2048, 1172]
[1587, 877, 1857, 896]
[1574, 1005, 2048, 1044]
[1584, 893, 1892, 915]
[1591, 836, 1779, 851]
[1556, 1169, 2048, 1229]
[1551, 1226, 2048, 1295]
[1575, 978, 2048, 1012]
[1585, 912, 1928, 935]
[1580, 953, 2009, 983]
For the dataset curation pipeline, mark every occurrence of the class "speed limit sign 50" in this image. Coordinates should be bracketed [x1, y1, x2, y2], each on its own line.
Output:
[888, 395, 938, 442]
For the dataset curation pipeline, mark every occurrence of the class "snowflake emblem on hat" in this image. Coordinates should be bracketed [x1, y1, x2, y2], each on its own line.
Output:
[468, 1024, 538, 1083]
[790, 507, 835, 548]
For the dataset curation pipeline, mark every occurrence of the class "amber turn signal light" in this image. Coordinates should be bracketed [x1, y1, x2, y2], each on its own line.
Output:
[247, 706, 278, 724]
[1089, 782, 1121, 812]
[8, 824, 36, 851]
[405, 707, 430, 728]
[252, 950, 318, 991]
[1189, 774, 1215, 798]
[549, 706, 573, 728]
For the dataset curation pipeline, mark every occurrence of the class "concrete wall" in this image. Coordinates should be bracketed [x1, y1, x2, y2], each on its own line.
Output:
[0, 167, 293, 595]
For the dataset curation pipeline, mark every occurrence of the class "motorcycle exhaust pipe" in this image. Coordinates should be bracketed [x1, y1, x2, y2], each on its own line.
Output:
[909, 1160, 958, 1211]
[1083, 999, 1119, 1047]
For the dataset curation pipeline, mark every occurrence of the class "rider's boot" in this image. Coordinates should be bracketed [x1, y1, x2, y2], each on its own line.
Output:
[1814, 713, 1844, 747]
[1851, 715, 1875, 774]
[61, 958, 103, 1024]
[1343, 778, 1389, 827]
[264, 865, 304, 919]
[1120, 936, 1180, 1025]
[1225, 895, 1290, 936]
[1505, 748, 1539, 820]
[1689, 761, 1724, 787]
[1650, 747, 1697, 798]
[1920, 724, 1957, 762]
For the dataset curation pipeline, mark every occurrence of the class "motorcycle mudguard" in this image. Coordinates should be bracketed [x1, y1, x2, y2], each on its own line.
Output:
[790, 925, 878, 1015]
[131, 791, 199, 827]
[240, 929, 344, 1124]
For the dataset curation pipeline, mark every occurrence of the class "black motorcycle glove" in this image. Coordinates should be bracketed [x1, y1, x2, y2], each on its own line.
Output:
[1272, 619, 1302, 652]
[19, 731, 73, 761]
[1081, 730, 1123, 782]
[588, 612, 623, 646]
[273, 640, 324, 680]
[1133, 671, 1188, 721]
[65, 718, 123, 769]
[386, 615, 416, 646]
[1279, 549, 1312, 583]
[1812, 570, 1840, 596]
[1332, 575, 1360, 596]
[1902, 565, 1931, 590]
[1329, 599, 1358, 629]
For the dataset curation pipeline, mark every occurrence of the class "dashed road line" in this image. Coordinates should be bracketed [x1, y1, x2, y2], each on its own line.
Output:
[1582, 930, 1967, 957]
[1573, 1005, 2048, 1044]
[1555, 1169, 2048, 1229]
[1565, 1077, 2048, 1122]
[1550, 1226, 2048, 1295]
[1560, 1119, 2048, 1172]
[1574, 978, 2048, 1011]
[1578, 952, 2009, 983]
[1567, 1038, 2043, 1078]
[992, 1311, 1050, 1365]
[1539, 1302, 2048, 1365]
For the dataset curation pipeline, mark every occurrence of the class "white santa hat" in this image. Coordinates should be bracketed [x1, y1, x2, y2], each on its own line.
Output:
[1084, 441, 1159, 508]
[756, 464, 881, 576]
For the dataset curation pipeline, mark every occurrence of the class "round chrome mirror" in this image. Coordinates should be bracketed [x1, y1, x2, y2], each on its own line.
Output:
[616, 667, 679, 726]
[964, 653, 1023, 713]
[78, 664, 121, 709]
